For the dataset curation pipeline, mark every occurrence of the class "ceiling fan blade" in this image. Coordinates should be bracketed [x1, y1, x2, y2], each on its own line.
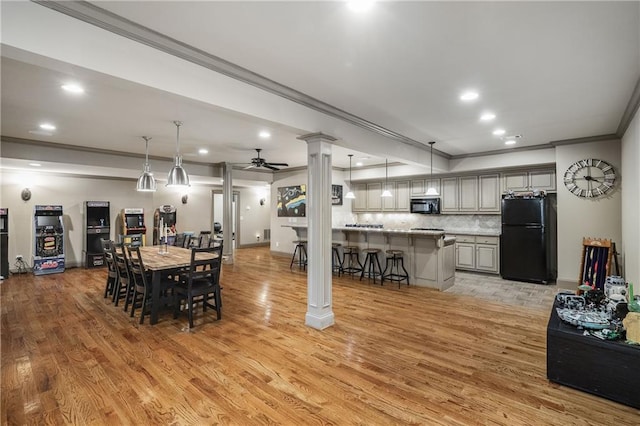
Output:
[262, 164, 280, 171]
[243, 164, 257, 170]
[265, 162, 288, 167]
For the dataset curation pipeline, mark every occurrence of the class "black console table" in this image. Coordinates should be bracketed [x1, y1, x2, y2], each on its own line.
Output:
[547, 301, 640, 409]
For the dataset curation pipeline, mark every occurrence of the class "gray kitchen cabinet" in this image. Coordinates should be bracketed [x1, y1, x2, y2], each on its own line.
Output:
[453, 234, 500, 274]
[478, 174, 501, 212]
[459, 176, 479, 211]
[503, 169, 556, 193]
[367, 182, 383, 211]
[352, 183, 368, 212]
[395, 180, 410, 211]
[382, 181, 410, 211]
[410, 179, 426, 196]
[455, 242, 476, 269]
[441, 177, 459, 212]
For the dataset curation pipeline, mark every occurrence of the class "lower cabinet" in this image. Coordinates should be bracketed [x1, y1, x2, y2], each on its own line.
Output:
[453, 235, 499, 274]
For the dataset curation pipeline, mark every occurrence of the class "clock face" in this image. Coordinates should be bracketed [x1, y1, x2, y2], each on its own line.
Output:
[563, 158, 616, 198]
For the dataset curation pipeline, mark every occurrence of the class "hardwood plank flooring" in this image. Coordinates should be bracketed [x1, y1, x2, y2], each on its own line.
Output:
[1, 247, 638, 425]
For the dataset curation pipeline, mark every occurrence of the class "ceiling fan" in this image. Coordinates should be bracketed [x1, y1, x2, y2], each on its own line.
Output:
[241, 148, 289, 171]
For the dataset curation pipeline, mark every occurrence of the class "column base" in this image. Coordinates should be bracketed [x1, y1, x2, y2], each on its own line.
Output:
[305, 310, 335, 330]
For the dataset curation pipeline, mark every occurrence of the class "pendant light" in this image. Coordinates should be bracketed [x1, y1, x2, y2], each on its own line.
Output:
[425, 141, 439, 196]
[381, 158, 392, 197]
[136, 136, 157, 192]
[345, 154, 356, 199]
[166, 121, 190, 188]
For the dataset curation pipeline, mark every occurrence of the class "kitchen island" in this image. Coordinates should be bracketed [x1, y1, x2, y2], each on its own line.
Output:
[285, 225, 456, 291]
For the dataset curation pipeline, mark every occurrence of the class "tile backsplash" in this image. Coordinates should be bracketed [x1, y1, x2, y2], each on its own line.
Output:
[339, 213, 501, 234]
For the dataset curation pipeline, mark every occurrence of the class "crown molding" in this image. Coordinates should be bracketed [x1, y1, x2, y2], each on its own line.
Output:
[617, 75, 640, 137]
[549, 134, 619, 147]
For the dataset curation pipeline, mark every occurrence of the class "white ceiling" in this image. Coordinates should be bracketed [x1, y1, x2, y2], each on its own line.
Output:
[1, 1, 639, 172]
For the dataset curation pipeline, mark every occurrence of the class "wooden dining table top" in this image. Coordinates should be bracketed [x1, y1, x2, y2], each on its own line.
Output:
[138, 245, 218, 271]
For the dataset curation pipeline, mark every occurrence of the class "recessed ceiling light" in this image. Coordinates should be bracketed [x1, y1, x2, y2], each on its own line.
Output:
[355, 162, 364, 167]
[347, 1, 374, 13]
[39, 123, 56, 131]
[29, 163, 42, 167]
[460, 91, 479, 101]
[492, 128, 506, 136]
[198, 148, 209, 155]
[504, 140, 516, 145]
[480, 112, 496, 121]
[259, 131, 271, 139]
[61, 83, 84, 94]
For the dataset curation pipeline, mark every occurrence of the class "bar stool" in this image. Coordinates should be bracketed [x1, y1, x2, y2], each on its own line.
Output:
[332, 243, 343, 276]
[383, 249, 410, 287]
[360, 248, 384, 285]
[290, 240, 308, 270]
[342, 246, 363, 278]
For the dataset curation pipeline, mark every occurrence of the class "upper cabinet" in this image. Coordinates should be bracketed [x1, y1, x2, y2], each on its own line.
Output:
[352, 181, 410, 212]
[503, 169, 556, 193]
[352, 168, 554, 214]
[442, 174, 498, 213]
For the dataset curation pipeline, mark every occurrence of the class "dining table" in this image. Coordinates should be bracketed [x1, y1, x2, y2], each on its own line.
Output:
[138, 245, 218, 325]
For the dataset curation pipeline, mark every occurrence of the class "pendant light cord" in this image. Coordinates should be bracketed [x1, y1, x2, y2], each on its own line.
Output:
[142, 136, 151, 165]
[174, 121, 182, 156]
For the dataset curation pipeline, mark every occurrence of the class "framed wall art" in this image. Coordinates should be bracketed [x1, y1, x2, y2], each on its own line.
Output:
[277, 185, 306, 217]
[332, 184, 343, 206]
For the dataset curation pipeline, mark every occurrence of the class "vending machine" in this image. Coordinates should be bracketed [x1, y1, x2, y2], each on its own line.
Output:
[153, 205, 176, 245]
[84, 201, 110, 268]
[121, 208, 146, 246]
[33, 205, 65, 275]
[0, 208, 8, 279]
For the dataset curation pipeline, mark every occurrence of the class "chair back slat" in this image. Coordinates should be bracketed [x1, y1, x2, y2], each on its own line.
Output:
[126, 245, 148, 294]
[186, 246, 221, 288]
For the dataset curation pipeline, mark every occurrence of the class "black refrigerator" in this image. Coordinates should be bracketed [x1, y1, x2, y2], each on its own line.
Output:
[500, 195, 557, 284]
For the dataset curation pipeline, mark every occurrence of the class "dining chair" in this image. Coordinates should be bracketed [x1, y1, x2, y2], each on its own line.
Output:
[101, 238, 118, 299]
[173, 244, 223, 329]
[174, 233, 186, 247]
[112, 243, 133, 309]
[126, 245, 172, 324]
[197, 231, 212, 248]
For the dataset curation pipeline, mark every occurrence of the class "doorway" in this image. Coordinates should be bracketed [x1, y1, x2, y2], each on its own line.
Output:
[212, 190, 240, 249]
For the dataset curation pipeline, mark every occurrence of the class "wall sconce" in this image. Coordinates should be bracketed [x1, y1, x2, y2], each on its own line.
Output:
[21, 188, 32, 201]
[181, 194, 188, 204]
[260, 198, 266, 206]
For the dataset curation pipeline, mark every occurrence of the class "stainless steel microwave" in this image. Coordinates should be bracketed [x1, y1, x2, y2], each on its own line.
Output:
[410, 198, 440, 214]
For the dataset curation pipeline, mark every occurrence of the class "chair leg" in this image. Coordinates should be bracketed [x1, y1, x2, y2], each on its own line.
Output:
[188, 295, 194, 329]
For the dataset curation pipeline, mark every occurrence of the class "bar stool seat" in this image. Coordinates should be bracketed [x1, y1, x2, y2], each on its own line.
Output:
[342, 246, 363, 278]
[290, 240, 308, 270]
[331, 243, 343, 276]
[383, 249, 410, 287]
[360, 248, 383, 285]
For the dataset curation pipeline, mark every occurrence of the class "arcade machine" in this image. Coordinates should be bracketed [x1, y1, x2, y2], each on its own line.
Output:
[84, 201, 110, 268]
[121, 208, 146, 246]
[153, 205, 177, 246]
[33, 205, 65, 275]
[0, 208, 8, 279]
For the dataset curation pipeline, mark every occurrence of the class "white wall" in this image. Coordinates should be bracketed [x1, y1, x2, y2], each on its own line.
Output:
[0, 169, 270, 270]
[270, 166, 354, 255]
[554, 139, 622, 284]
[621, 108, 639, 286]
[237, 185, 271, 245]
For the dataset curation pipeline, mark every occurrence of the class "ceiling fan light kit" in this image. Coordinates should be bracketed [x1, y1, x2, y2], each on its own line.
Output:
[166, 121, 190, 188]
[243, 148, 288, 171]
[136, 136, 157, 192]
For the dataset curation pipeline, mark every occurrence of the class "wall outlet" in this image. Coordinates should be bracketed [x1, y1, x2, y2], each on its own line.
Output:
[276, 242, 279, 248]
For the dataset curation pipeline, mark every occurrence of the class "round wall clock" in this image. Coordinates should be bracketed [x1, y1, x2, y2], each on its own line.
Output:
[563, 158, 616, 198]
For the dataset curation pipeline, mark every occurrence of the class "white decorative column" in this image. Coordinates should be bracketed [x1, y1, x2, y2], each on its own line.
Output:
[222, 162, 234, 264]
[298, 133, 337, 330]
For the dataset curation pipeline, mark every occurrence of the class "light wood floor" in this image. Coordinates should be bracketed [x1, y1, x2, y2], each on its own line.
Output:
[2, 247, 638, 425]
